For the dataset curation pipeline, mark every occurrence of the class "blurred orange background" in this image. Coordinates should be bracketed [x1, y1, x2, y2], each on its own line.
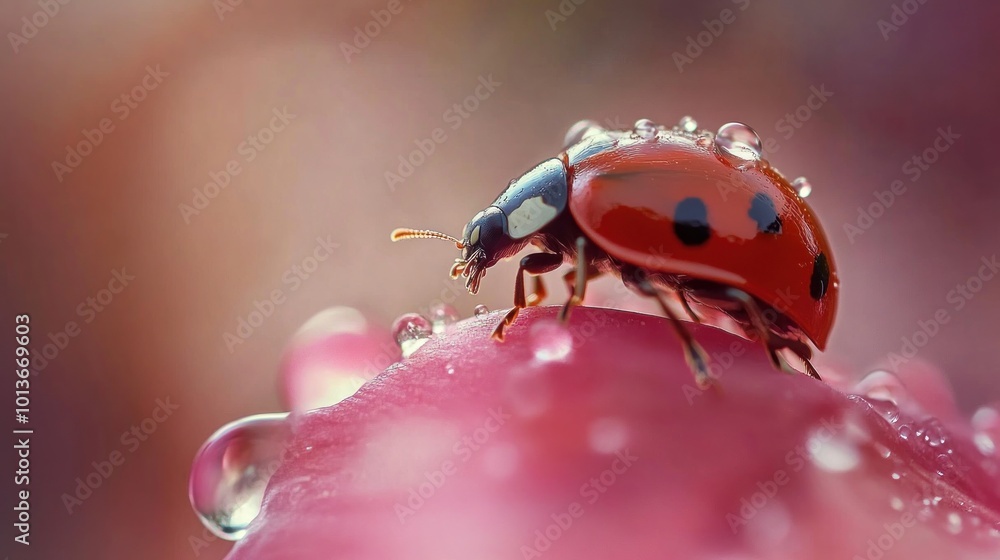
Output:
[2, 0, 1000, 558]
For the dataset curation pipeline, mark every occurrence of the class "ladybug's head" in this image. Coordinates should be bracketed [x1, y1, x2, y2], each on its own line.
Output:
[391, 157, 569, 295]
[390, 206, 525, 295]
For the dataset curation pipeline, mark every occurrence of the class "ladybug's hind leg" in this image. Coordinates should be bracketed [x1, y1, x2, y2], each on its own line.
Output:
[632, 275, 714, 389]
[724, 288, 822, 381]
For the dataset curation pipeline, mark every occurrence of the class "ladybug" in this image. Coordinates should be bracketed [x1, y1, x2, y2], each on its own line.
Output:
[392, 117, 839, 385]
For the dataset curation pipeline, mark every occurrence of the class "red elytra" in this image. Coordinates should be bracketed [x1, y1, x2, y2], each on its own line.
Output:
[392, 118, 839, 383]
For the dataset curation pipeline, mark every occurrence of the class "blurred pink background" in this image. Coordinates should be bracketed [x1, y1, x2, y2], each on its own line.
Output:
[2, 0, 1000, 558]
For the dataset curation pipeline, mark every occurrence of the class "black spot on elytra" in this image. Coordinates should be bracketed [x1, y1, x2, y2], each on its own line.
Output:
[748, 192, 782, 234]
[810, 252, 831, 300]
[673, 197, 710, 246]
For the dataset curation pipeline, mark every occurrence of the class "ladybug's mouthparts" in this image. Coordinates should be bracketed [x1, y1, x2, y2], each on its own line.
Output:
[462, 251, 486, 295]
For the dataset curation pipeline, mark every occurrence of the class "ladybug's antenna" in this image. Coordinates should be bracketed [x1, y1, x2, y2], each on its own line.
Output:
[391, 228, 464, 249]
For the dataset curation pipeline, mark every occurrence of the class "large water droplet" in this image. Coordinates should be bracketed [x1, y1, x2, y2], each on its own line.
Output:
[428, 303, 460, 334]
[867, 398, 901, 424]
[945, 512, 964, 535]
[391, 313, 432, 358]
[678, 115, 698, 133]
[530, 321, 573, 362]
[919, 419, 947, 447]
[714, 122, 762, 169]
[189, 413, 292, 541]
[633, 118, 657, 140]
[974, 432, 996, 455]
[474, 304, 490, 318]
[854, 370, 910, 406]
[792, 177, 812, 198]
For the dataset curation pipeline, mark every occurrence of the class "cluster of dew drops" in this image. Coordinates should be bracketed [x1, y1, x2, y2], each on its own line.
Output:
[620, 115, 813, 198]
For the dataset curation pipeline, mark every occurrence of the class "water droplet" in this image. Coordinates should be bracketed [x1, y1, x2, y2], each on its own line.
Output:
[891, 472, 902, 480]
[474, 304, 490, 318]
[678, 115, 698, 133]
[808, 432, 861, 472]
[189, 413, 292, 541]
[391, 313, 432, 358]
[946, 512, 963, 534]
[874, 443, 893, 459]
[792, 177, 812, 198]
[714, 122, 762, 169]
[427, 303, 460, 334]
[588, 417, 630, 454]
[530, 321, 573, 362]
[854, 370, 910, 406]
[564, 119, 603, 147]
[890, 496, 905, 511]
[867, 398, 901, 424]
[898, 424, 912, 440]
[633, 118, 657, 139]
[920, 419, 947, 447]
[445, 363, 455, 375]
[974, 432, 996, 455]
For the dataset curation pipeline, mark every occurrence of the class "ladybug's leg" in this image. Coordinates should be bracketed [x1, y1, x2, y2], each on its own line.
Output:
[635, 278, 713, 389]
[526, 276, 546, 307]
[558, 237, 591, 322]
[491, 252, 563, 341]
[678, 292, 701, 324]
[724, 288, 822, 380]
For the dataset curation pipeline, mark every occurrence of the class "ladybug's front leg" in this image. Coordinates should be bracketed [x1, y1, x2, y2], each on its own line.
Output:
[491, 253, 563, 341]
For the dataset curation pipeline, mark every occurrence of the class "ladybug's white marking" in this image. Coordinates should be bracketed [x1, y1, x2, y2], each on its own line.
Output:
[507, 196, 558, 239]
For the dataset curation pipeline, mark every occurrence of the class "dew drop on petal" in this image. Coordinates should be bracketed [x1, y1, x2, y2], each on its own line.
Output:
[854, 370, 911, 406]
[530, 321, 573, 362]
[633, 118, 657, 139]
[890, 496, 905, 511]
[588, 417, 630, 454]
[714, 122, 762, 169]
[678, 115, 698, 133]
[427, 303, 460, 334]
[445, 363, 455, 376]
[391, 313, 432, 358]
[474, 304, 490, 318]
[898, 424, 912, 440]
[189, 413, 292, 541]
[867, 398, 901, 424]
[874, 442, 893, 459]
[792, 177, 812, 198]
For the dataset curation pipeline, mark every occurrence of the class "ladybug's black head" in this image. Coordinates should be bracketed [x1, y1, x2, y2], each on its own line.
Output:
[390, 157, 569, 295]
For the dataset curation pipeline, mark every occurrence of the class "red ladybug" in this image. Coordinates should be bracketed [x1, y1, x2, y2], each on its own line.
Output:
[393, 117, 839, 385]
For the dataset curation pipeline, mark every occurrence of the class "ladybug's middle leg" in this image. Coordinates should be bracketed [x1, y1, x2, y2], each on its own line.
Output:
[724, 288, 822, 380]
[558, 237, 596, 322]
[491, 252, 563, 341]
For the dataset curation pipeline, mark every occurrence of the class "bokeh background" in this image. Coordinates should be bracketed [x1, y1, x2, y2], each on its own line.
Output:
[2, 0, 1000, 558]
